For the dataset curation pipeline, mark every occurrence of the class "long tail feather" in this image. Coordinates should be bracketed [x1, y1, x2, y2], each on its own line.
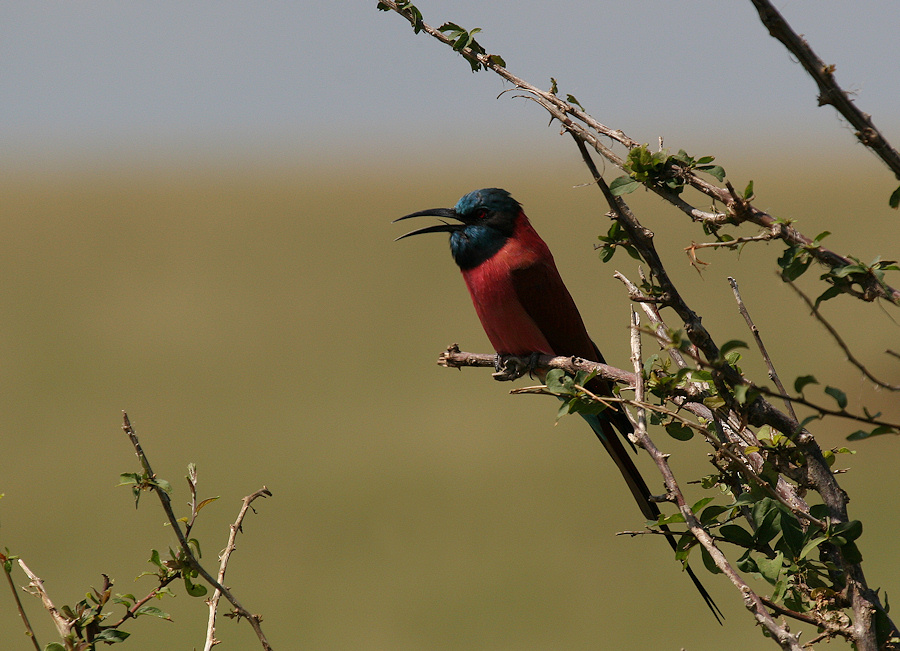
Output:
[582, 411, 724, 624]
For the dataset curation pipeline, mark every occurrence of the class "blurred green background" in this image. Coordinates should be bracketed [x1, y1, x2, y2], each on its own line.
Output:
[3, 2, 900, 649]
[2, 150, 899, 650]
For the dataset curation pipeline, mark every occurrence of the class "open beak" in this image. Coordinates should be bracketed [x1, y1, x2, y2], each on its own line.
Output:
[393, 208, 463, 241]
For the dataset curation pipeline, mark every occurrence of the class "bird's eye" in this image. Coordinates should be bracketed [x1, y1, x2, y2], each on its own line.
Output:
[474, 208, 488, 219]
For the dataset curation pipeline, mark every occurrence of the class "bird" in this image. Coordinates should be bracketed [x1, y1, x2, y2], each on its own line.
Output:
[395, 187, 722, 622]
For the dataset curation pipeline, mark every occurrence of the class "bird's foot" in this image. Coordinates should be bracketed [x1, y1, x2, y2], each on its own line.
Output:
[492, 352, 541, 382]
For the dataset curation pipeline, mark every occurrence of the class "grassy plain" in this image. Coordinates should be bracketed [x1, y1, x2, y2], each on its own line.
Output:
[1, 149, 898, 650]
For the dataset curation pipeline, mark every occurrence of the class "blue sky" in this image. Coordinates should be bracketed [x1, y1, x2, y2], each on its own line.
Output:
[4, 1, 899, 166]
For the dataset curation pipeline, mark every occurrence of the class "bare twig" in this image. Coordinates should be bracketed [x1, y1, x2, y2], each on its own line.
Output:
[729, 276, 798, 420]
[17, 560, 71, 640]
[748, 0, 900, 181]
[786, 281, 900, 391]
[204, 486, 272, 651]
[629, 309, 646, 445]
[121, 412, 274, 651]
[686, 230, 781, 252]
[2, 555, 41, 651]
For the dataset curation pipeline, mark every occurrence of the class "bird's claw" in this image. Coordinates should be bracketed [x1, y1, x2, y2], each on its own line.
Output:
[491, 353, 541, 382]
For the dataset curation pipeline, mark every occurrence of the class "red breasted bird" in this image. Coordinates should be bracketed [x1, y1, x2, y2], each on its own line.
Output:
[396, 187, 721, 621]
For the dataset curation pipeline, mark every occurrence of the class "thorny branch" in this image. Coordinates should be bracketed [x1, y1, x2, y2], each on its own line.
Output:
[204, 486, 273, 651]
[786, 281, 900, 391]
[729, 276, 797, 420]
[748, 0, 900, 181]
[121, 412, 274, 651]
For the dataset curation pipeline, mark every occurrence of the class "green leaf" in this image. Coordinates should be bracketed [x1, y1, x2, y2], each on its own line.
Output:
[742, 180, 754, 200]
[117, 472, 142, 487]
[841, 541, 863, 564]
[720, 524, 754, 548]
[800, 535, 829, 559]
[700, 545, 722, 574]
[831, 520, 863, 545]
[778, 246, 813, 281]
[847, 425, 896, 441]
[183, 573, 208, 598]
[153, 478, 173, 494]
[665, 421, 694, 441]
[793, 375, 818, 393]
[733, 383, 755, 405]
[699, 504, 729, 525]
[753, 506, 781, 546]
[824, 386, 848, 410]
[779, 511, 805, 557]
[93, 629, 130, 643]
[691, 497, 715, 513]
[653, 512, 686, 526]
[719, 339, 748, 356]
[814, 284, 843, 307]
[698, 164, 726, 181]
[890, 184, 900, 209]
[609, 176, 640, 196]
[812, 230, 831, 246]
[736, 549, 758, 573]
[565, 93, 584, 111]
[44, 645, 66, 651]
[544, 368, 570, 395]
[134, 605, 172, 620]
[756, 551, 784, 584]
[549, 77, 558, 95]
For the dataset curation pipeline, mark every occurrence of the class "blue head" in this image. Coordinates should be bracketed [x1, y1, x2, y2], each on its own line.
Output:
[394, 188, 522, 270]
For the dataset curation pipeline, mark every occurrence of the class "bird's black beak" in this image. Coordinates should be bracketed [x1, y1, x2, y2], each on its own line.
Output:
[393, 208, 463, 241]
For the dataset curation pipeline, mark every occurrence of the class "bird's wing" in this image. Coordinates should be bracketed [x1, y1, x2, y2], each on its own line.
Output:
[509, 261, 598, 361]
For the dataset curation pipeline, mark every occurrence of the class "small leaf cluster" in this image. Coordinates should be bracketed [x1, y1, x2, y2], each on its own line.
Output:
[376, 2, 505, 71]
[819, 256, 899, 304]
[711, 494, 861, 614]
[376, 0, 423, 33]
[118, 471, 171, 508]
[779, 229, 899, 304]
[49, 576, 132, 650]
[596, 220, 643, 263]
[544, 368, 612, 420]
[142, 545, 208, 599]
[610, 145, 725, 197]
[437, 22, 506, 71]
[793, 374, 899, 441]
